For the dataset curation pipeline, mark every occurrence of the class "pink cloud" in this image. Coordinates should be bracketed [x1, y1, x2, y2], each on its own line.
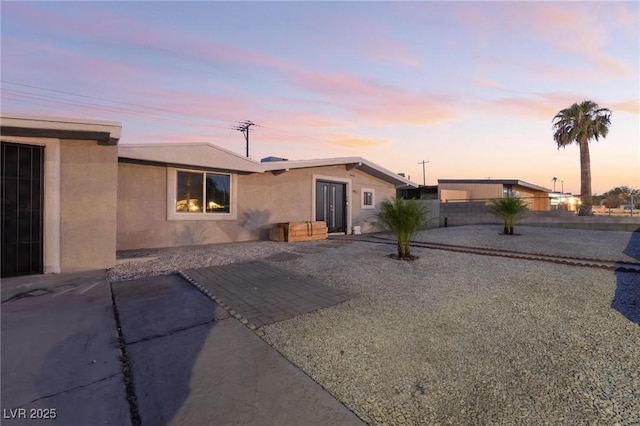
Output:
[329, 134, 389, 148]
[456, 2, 637, 80]
[476, 93, 637, 121]
[471, 77, 502, 89]
[366, 41, 422, 67]
[2, 38, 144, 80]
[4, 3, 297, 75]
[610, 100, 640, 115]
[292, 70, 458, 125]
[126, 86, 251, 122]
[530, 4, 635, 79]
[254, 127, 389, 149]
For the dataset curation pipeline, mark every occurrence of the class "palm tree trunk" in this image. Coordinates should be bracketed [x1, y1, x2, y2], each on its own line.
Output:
[579, 137, 593, 216]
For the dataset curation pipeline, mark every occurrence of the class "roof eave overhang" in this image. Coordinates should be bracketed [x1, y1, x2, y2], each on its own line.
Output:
[118, 144, 264, 173]
[1, 115, 122, 145]
[262, 157, 417, 188]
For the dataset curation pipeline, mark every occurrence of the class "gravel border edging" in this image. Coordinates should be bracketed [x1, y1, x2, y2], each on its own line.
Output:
[178, 270, 265, 337]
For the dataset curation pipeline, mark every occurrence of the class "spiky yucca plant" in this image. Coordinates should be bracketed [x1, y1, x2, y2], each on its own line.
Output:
[488, 196, 529, 235]
[376, 198, 428, 259]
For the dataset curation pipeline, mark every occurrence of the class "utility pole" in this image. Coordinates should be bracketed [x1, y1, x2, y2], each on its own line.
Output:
[233, 120, 256, 158]
[418, 160, 429, 186]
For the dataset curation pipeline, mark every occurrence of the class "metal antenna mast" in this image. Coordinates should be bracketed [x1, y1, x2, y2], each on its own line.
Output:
[233, 120, 256, 158]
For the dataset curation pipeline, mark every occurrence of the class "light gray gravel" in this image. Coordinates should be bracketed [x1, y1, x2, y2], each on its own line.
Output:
[109, 241, 304, 282]
[261, 227, 640, 425]
[410, 225, 640, 262]
[110, 225, 640, 425]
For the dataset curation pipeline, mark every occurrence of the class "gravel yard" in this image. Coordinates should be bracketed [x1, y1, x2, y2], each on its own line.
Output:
[111, 225, 640, 425]
[262, 226, 640, 425]
[109, 240, 301, 282]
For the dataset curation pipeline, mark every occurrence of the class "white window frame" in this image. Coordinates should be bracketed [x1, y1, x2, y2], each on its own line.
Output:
[361, 188, 375, 209]
[167, 168, 237, 221]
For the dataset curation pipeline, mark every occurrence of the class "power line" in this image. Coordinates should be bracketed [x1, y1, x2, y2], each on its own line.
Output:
[1, 81, 384, 152]
[233, 120, 256, 158]
[0, 80, 235, 130]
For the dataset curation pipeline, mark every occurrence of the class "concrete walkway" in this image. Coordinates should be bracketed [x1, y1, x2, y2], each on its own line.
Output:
[1, 269, 364, 425]
[1, 270, 130, 425]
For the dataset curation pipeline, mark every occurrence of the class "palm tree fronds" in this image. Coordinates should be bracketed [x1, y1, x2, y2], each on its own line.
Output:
[376, 198, 428, 259]
[488, 196, 529, 235]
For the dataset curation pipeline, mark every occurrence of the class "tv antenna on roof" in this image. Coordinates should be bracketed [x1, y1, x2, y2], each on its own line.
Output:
[233, 120, 256, 158]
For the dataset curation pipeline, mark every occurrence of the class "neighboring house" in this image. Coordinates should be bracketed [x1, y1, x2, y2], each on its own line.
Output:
[438, 179, 552, 211]
[397, 185, 438, 200]
[117, 143, 414, 250]
[1, 114, 415, 277]
[1, 115, 122, 277]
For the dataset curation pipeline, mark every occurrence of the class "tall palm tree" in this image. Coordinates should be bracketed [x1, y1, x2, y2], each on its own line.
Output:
[552, 100, 612, 216]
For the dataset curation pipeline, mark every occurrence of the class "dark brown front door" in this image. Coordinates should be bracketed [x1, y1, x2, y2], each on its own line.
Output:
[1, 142, 44, 278]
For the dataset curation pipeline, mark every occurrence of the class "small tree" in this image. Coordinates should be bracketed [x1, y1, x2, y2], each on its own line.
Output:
[488, 196, 529, 235]
[376, 198, 428, 260]
[603, 195, 621, 209]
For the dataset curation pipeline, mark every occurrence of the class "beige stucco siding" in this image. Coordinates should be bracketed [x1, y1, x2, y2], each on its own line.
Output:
[117, 161, 396, 250]
[514, 187, 549, 211]
[439, 183, 503, 200]
[60, 140, 118, 270]
[439, 182, 550, 211]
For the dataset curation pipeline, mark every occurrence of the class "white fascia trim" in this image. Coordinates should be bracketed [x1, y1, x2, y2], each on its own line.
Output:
[1, 114, 122, 140]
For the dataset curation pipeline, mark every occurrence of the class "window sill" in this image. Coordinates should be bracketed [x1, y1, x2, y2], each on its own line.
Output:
[167, 212, 237, 221]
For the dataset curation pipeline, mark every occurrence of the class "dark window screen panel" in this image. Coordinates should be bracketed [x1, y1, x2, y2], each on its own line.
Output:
[364, 192, 373, 206]
[1, 142, 44, 277]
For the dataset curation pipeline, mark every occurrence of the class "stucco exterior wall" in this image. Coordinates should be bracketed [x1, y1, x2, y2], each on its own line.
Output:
[513, 187, 549, 211]
[440, 189, 469, 202]
[60, 140, 118, 270]
[116, 161, 396, 250]
[439, 182, 550, 211]
[439, 183, 503, 200]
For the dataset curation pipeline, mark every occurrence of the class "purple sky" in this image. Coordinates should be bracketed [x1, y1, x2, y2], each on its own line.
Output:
[1, 1, 638, 194]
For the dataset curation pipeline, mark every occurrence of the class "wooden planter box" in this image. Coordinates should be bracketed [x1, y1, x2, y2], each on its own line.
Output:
[269, 221, 328, 242]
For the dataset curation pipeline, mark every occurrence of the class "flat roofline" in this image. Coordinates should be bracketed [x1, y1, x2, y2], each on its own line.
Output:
[1, 113, 122, 128]
[1, 114, 122, 145]
[438, 179, 552, 193]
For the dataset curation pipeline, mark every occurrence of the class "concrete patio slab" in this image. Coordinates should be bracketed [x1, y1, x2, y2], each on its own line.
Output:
[111, 273, 227, 344]
[0, 270, 130, 425]
[183, 261, 351, 328]
[128, 317, 364, 426]
[115, 272, 363, 425]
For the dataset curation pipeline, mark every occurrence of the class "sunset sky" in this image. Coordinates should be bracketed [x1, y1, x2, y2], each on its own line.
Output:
[1, 1, 638, 194]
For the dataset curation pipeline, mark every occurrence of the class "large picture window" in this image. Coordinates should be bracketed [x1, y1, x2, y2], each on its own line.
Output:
[175, 170, 231, 214]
